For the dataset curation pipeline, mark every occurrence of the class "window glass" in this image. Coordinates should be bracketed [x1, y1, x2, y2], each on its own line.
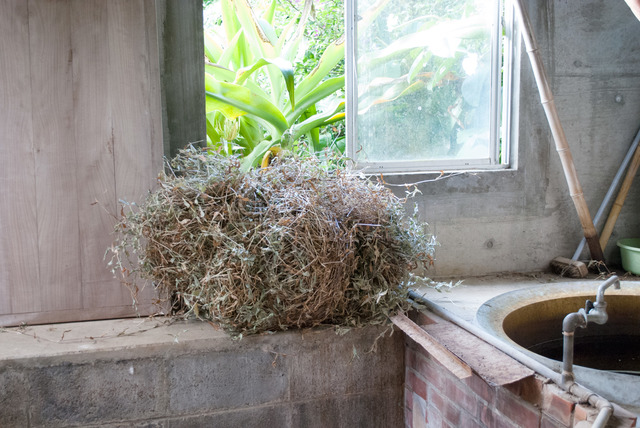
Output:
[348, 0, 507, 172]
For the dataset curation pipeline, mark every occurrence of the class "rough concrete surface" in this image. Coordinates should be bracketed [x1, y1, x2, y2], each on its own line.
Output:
[0, 319, 403, 427]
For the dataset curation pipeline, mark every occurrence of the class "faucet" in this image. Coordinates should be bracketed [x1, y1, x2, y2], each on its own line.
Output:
[561, 276, 620, 385]
[587, 275, 621, 324]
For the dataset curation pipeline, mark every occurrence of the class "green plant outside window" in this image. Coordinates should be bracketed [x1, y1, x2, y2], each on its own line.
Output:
[203, 0, 347, 170]
[347, 0, 510, 173]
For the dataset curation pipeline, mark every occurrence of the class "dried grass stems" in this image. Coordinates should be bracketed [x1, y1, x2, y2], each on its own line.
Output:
[109, 148, 436, 337]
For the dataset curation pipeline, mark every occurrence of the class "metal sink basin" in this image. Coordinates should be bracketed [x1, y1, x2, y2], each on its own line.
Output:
[475, 281, 640, 413]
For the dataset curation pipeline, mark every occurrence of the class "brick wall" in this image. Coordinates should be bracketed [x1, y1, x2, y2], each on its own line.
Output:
[402, 312, 638, 428]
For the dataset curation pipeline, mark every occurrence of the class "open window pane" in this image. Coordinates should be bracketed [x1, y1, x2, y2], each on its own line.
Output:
[348, 0, 506, 172]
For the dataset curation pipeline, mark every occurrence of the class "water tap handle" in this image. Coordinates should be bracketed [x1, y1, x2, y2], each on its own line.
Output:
[584, 299, 594, 313]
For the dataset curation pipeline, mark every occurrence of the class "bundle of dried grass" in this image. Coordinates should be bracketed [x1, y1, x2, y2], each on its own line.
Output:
[110, 148, 436, 337]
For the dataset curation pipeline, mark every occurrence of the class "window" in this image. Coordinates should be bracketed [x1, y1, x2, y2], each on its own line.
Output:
[346, 0, 514, 173]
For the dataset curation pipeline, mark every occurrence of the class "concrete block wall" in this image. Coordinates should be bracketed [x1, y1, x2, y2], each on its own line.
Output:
[403, 313, 638, 428]
[0, 320, 404, 428]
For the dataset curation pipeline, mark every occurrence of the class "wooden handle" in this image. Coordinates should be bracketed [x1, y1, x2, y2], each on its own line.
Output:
[513, 0, 603, 261]
[599, 144, 640, 250]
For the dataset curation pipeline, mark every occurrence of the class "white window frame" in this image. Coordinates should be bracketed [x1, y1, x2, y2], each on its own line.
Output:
[345, 0, 517, 174]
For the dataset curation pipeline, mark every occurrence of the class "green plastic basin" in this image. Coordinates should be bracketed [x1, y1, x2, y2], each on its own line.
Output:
[617, 238, 640, 275]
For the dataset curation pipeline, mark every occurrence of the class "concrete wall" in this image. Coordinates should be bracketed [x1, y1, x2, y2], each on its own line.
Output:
[0, 320, 403, 428]
[387, 0, 640, 277]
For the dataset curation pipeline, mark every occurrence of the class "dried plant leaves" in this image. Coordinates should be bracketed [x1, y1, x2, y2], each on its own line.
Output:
[110, 148, 436, 337]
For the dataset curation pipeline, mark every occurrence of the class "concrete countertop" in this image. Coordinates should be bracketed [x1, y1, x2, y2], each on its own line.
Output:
[0, 317, 230, 362]
[411, 272, 636, 322]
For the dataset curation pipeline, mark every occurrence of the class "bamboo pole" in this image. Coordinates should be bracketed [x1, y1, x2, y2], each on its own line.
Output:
[599, 143, 640, 250]
[513, 0, 604, 262]
[572, 127, 640, 260]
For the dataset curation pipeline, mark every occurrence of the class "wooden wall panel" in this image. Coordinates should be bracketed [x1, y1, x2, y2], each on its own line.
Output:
[70, 0, 121, 310]
[107, 0, 163, 307]
[109, 0, 159, 201]
[0, 0, 165, 325]
[29, 0, 83, 312]
[0, 0, 40, 315]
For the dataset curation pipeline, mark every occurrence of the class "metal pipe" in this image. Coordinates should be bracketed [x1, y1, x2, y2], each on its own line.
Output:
[562, 310, 588, 332]
[561, 309, 587, 385]
[573, 127, 640, 260]
[408, 290, 614, 428]
[559, 276, 620, 407]
[596, 276, 621, 305]
[562, 332, 575, 384]
[592, 405, 613, 427]
[561, 310, 587, 385]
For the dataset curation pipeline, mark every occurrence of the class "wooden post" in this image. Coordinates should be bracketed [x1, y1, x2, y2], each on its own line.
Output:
[513, 0, 604, 262]
[599, 143, 640, 250]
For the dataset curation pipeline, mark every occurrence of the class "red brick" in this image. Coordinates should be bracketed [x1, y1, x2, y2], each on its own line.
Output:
[504, 375, 543, 406]
[412, 393, 428, 428]
[405, 368, 412, 390]
[432, 397, 460, 426]
[444, 378, 478, 416]
[405, 408, 414, 428]
[429, 386, 445, 411]
[406, 345, 417, 369]
[541, 389, 574, 427]
[541, 414, 567, 428]
[405, 387, 413, 411]
[410, 371, 427, 399]
[503, 383, 519, 397]
[415, 353, 448, 391]
[495, 389, 541, 428]
[426, 403, 443, 427]
[464, 373, 495, 405]
[573, 403, 590, 423]
[458, 410, 483, 428]
[427, 386, 460, 426]
[480, 404, 519, 428]
[479, 403, 494, 427]
[443, 403, 461, 426]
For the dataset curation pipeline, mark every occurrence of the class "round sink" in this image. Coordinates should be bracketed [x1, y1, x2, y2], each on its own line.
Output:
[476, 281, 640, 411]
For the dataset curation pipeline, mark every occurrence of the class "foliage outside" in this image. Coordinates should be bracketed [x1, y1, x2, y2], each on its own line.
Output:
[355, 0, 496, 163]
[203, 0, 497, 167]
[203, 0, 346, 169]
[109, 148, 437, 337]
